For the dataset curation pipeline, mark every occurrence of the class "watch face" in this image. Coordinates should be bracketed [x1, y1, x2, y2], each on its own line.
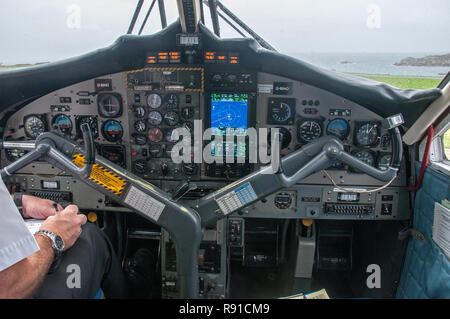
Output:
[54, 235, 65, 251]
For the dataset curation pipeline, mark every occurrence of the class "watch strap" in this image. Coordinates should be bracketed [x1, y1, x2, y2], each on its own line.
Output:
[35, 230, 64, 274]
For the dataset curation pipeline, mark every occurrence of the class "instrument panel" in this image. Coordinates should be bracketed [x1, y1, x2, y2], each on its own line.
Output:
[1, 61, 407, 221]
[256, 72, 406, 187]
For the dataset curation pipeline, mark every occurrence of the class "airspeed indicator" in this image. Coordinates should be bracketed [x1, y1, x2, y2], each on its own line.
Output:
[297, 120, 322, 143]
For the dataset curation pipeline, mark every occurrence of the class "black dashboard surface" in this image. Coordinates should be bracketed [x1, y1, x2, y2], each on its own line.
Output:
[0, 22, 441, 128]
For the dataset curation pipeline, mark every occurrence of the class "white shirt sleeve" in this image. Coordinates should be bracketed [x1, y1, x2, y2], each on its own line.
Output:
[0, 179, 39, 272]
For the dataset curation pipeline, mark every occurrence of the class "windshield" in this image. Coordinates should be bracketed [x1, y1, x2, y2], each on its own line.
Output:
[1, 0, 449, 87]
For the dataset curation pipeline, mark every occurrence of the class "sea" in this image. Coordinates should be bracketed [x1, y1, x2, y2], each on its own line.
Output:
[289, 52, 449, 78]
[0, 52, 448, 78]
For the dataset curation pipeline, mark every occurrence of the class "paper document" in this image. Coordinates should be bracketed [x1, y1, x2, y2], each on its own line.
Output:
[24, 219, 44, 235]
[432, 202, 450, 261]
[281, 289, 330, 299]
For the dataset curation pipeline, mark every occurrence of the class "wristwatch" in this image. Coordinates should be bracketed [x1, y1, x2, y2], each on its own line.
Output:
[35, 230, 65, 273]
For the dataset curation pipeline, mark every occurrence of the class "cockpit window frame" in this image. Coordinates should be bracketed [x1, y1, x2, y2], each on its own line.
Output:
[429, 112, 450, 176]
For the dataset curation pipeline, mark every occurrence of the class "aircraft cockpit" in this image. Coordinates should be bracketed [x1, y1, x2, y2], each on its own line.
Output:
[0, 0, 449, 301]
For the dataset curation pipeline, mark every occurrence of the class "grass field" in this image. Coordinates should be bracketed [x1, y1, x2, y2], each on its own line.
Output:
[444, 130, 450, 159]
[354, 73, 450, 158]
[356, 74, 441, 89]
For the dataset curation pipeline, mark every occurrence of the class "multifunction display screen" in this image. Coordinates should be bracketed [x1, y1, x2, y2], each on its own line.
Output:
[210, 93, 249, 157]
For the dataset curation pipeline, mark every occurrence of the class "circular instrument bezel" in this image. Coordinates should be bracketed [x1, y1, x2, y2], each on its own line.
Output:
[164, 93, 179, 108]
[352, 149, 376, 167]
[268, 126, 292, 149]
[76, 116, 99, 139]
[133, 159, 148, 174]
[23, 114, 47, 139]
[97, 93, 123, 118]
[147, 127, 163, 143]
[147, 110, 163, 126]
[134, 134, 147, 145]
[164, 111, 180, 126]
[354, 122, 380, 147]
[377, 153, 392, 171]
[297, 119, 323, 143]
[268, 99, 294, 124]
[147, 93, 162, 109]
[52, 114, 73, 134]
[101, 119, 123, 142]
[134, 106, 146, 118]
[326, 118, 350, 140]
[134, 119, 147, 133]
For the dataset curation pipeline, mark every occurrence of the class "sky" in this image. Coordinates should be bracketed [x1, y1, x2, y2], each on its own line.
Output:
[0, 0, 449, 64]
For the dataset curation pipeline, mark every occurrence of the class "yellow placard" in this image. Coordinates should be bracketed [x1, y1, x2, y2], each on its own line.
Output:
[72, 154, 127, 195]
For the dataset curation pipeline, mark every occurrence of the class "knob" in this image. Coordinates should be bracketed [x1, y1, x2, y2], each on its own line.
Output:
[161, 163, 169, 176]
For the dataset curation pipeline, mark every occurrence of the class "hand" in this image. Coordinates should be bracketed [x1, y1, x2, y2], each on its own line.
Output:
[22, 195, 63, 220]
[39, 205, 87, 251]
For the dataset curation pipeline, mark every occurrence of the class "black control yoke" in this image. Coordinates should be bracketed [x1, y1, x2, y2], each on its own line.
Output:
[1, 124, 95, 179]
[1, 124, 202, 299]
[195, 114, 404, 226]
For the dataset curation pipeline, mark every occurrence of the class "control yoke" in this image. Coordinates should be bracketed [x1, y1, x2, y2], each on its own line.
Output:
[277, 114, 403, 187]
[195, 114, 404, 226]
[1, 123, 95, 179]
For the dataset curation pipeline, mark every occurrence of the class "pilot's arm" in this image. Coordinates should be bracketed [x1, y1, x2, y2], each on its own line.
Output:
[0, 179, 86, 298]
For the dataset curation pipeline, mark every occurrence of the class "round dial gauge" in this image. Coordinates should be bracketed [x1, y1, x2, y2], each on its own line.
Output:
[77, 116, 99, 139]
[24, 115, 46, 139]
[378, 154, 392, 171]
[274, 193, 293, 209]
[298, 120, 322, 143]
[134, 106, 146, 118]
[147, 94, 162, 109]
[165, 129, 176, 142]
[134, 120, 147, 133]
[268, 127, 292, 149]
[134, 134, 147, 145]
[133, 160, 147, 174]
[356, 123, 379, 146]
[353, 150, 375, 167]
[98, 93, 122, 118]
[101, 120, 123, 142]
[52, 114, 73, 134]
[147, 111, 162, 126]
[164, 111, 180, 126]
[164, 93, 179, 108]
[182, 121, 194, 133]
[326, 118, 350, 139]
[148, 127, 163, 143]
[149, 143, 162, 157]
[270, 102, 292, 123]
[381, 134, 391, 148]
[181, 107, 194, 119]
[5, 149, 28, 162]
